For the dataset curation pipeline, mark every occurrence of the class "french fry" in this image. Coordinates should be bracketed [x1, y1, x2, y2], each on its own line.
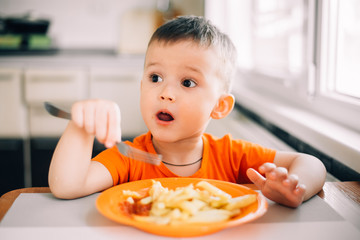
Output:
[196, 181, 231, 200]
[139, 196, 152, 205]
[224, 194, 257, 211]
[188, 209, 232, 223]
[126, 196, 134, 204]
[122, 190, 141, 199]
[149, 180, 167, 200]
[121, 180, 257, 225]
[150, 205, 171, 217]
[179, 199, 206, 215]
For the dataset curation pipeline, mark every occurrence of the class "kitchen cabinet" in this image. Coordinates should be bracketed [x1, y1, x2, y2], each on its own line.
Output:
[0, 139, 24, 196]
[30, 137, 57, 187]
[0, 68, 27, 137]
[23, 66, 88, 187]
[0, 68, 27, 195]
[24, 67, 87, 136]
[24, 67, 87, 104]
[29, 138, 107, 187]
[0, 53, 146, 191]
[90, 67, 147, 137]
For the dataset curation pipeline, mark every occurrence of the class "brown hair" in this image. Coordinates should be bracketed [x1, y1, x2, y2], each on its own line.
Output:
[148, 16, 237, 93]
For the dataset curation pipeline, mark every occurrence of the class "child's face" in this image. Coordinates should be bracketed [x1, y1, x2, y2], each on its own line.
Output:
[140, 40, 224, 143]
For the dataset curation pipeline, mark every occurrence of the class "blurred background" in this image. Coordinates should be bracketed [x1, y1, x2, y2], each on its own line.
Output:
[0, 0, 359, 196]
[0, 0, 204, 51]
[0, 0, 205, 195]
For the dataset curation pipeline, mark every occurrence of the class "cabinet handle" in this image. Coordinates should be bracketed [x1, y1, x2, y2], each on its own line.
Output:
[93, 75, 136, 82]
[28, 75, 75, 83]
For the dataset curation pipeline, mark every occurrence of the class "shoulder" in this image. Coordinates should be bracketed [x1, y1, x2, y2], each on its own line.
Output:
[130, 132, 158, 155]
[130, 132, 151, 147]
[202, 133, 276, 155]
[202, 132, 232, 142]
[202, 133, 247, 147]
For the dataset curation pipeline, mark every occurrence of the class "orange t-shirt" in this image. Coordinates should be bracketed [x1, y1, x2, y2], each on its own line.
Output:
[92, 132, 276, 186]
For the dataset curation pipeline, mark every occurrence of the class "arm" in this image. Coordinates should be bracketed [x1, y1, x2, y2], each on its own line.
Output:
[247, 151, 326, 207]
[48, 99, 121, 199]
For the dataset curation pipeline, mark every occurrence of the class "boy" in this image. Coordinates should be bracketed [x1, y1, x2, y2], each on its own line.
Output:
[49, 16, 326, 208]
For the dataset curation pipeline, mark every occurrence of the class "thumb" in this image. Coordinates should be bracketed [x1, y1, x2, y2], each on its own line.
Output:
[246, 168, 265, 189]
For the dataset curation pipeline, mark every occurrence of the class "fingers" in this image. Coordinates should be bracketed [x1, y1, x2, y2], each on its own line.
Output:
[294, 183, 306, 197]
[283, 174, 299, 189]
[246, 168, 266, 189]
[259, 163, 288, 182]
[71, 102, 84, 128]
[104, 102, 121, 148]
[84, 102, 96, 134]
[258, 162, 276, 174]
[95, 104, 108, 143]
[254, 163, 306, 207]
[71, 100, 121, 147]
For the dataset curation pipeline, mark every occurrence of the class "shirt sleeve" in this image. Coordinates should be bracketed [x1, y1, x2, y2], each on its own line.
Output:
[233, 139, 276, 183]
[92, 146, 130, 186]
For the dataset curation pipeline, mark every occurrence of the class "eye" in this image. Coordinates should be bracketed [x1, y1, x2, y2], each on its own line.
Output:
[182, 79, 196, 88]
[151, 74, 163, 83]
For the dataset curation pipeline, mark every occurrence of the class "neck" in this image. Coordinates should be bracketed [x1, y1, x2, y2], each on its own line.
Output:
[152, 136, 203, 166]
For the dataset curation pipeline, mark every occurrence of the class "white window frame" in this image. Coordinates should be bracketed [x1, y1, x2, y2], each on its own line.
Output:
[206, 0, 360, 132]
[205, 0, 360, 173]
[312, 0, 360, 131]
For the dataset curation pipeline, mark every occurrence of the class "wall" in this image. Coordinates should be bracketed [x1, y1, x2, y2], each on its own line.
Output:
[0, 0, 204, 49]
[0, 0, 204, 192]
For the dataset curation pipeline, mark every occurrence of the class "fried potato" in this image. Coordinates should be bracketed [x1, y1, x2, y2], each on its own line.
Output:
[196, 181, 231, 200]
[224, 194, 257, 211]
[188, 209, 234, 223]
[121, 180, 257, 225]
[122, 190, 141, 199]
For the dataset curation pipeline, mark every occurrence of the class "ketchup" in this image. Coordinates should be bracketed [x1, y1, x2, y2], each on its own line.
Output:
[119, 198, 152, 217]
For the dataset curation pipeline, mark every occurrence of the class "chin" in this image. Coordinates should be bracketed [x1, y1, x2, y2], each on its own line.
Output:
[151, 130, 177, 143]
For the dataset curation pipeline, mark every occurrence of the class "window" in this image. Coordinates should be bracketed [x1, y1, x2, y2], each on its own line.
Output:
[251, 0, 307, 78]
[320, 0, 360, 100]
[205, 0, 360, 132]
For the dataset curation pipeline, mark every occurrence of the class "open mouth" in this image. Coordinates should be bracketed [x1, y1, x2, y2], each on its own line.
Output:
[156, 111, 174, 122]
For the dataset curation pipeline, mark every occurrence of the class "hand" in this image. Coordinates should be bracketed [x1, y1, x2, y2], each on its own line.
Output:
[71, 99, 121, 148]
[246, 163, 306, 208]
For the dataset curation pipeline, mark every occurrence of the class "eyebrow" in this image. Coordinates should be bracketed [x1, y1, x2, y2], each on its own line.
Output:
[144, 61, 159, 68]
[146, 61, 202, 73]
[144, 61, 205, 79]
[184, 65, 203, 74]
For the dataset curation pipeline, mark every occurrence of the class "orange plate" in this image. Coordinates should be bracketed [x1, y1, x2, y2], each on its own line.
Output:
[96, 178, 267, 237]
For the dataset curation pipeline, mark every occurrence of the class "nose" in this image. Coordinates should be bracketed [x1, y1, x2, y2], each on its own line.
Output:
[159, 84, 175, 102]
[160, 95, 175, 102]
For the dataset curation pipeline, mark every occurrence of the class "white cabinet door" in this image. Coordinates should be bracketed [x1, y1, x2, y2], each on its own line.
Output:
[0, 68, 27, 137]
[24, 68, 87, 104]
[24, 68, 87, 136]
[90, 68, 147, 137]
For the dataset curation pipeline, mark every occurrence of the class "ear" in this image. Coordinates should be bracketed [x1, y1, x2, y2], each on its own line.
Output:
[211, 94, 235, 119]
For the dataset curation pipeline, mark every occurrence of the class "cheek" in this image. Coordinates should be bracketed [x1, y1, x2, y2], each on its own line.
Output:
[198, 90, 220, 112]
[140, 90, 151, 115]
[182, 97, 216, 120]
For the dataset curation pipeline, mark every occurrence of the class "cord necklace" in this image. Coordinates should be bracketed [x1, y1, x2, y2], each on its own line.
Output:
[162, 157, 203, 167]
